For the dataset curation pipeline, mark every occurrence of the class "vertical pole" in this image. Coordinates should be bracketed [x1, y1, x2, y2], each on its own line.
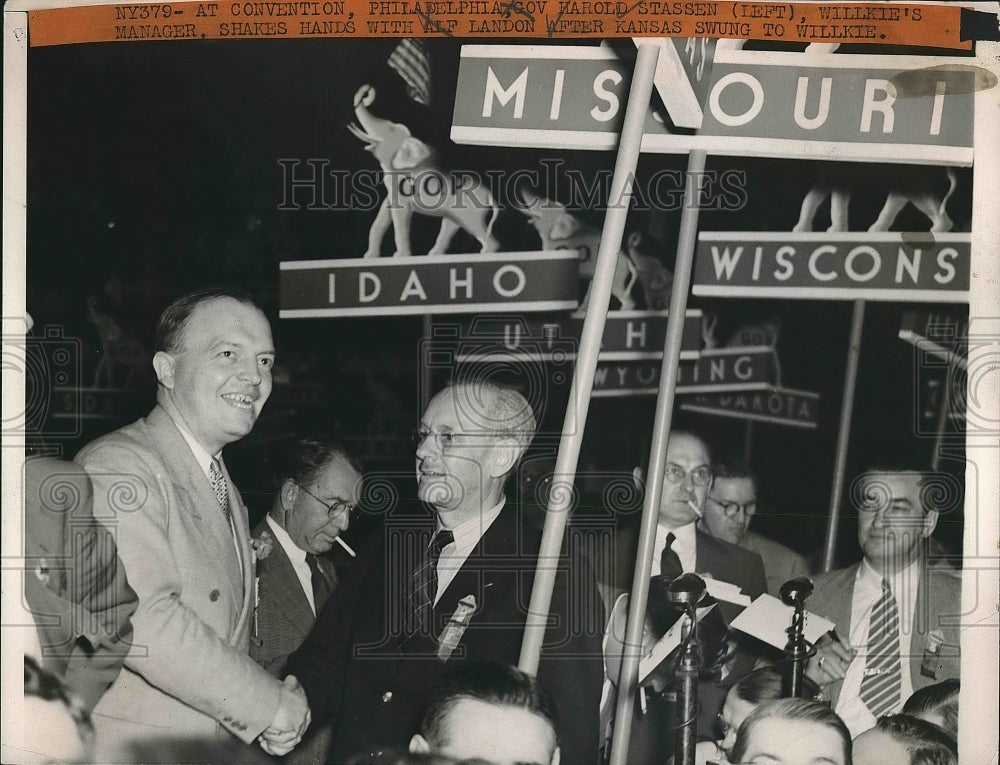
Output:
[821, 299, 865, 573]
[931, 363, 953, 471]
[744, 420, 753, 462]
[518, 44, 661, 675]
[607, 149, 708, 765]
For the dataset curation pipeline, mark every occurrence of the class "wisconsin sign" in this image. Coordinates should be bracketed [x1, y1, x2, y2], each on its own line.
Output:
[692, 233, 970, 302]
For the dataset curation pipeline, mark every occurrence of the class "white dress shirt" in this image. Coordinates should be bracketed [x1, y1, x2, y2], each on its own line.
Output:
[265, 515, 315, 614]
[168, 409, 243, 564]
[434, 499, 505, 605]
[836, 557, 921, 736]
[651, 521, 698, 575]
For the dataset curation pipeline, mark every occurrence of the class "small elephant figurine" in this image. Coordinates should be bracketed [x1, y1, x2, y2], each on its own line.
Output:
[349, 84, 500, 257]
[518, 189, 638, 310]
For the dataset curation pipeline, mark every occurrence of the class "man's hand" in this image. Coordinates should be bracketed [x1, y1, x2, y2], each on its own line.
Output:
[258, 675, 310, 756]
[806, 633, 854, 686]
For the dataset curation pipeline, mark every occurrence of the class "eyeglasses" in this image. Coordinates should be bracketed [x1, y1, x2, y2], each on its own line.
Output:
[664, 463, 713, 487]
[707, 496, 757, 517]
[410, 428, 499, 452]
[296, 483, 358, 520]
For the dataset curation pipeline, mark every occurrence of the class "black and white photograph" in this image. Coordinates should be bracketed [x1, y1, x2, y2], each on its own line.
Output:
[3, 6, 998, 764]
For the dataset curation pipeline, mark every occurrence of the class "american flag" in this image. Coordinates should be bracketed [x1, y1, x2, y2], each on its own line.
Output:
[388, 39, 431, 106]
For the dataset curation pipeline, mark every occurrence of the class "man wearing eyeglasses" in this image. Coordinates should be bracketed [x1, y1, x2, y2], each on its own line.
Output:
[288, 380, 604, 765]
[698, 456, 810, 597]
[601, 430, 767, 764]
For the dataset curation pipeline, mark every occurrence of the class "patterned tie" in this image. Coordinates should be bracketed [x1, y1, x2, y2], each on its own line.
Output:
[859, 578, 903, 717]
[209, 457, 231, 523]
[660, 532, 683, 579]
[306, 554, 334, 613]
[405, 529, 454, 637]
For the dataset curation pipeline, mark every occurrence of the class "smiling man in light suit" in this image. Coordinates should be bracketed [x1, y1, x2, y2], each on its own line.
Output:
[77, 287, 309, 763]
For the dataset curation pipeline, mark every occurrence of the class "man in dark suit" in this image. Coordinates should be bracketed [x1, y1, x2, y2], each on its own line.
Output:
[76, 287, 309, 762]
[601, 430, 767, 763]
[288, 381, 604, 765]
[805, 469, 961, 737]
[250, 438, 362, 765]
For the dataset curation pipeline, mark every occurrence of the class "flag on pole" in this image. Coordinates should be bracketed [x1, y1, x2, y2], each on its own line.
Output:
[388, 39, 431, 106]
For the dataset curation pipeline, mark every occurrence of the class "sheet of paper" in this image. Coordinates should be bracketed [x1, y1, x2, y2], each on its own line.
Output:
[703, 577, 751, 607]
[638, 603, 717, 682]
[730, 594, 836, 650]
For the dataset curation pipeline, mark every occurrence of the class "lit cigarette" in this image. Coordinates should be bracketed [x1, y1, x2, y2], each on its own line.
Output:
[687, 499, 703, 518]
[335, 535, 357, 557]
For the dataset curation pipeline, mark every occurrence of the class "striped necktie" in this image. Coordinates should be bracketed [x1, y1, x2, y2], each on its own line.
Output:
[209, 458, 231, 522]
[404, 529, 454, 637]
[859, 578, 903, 717]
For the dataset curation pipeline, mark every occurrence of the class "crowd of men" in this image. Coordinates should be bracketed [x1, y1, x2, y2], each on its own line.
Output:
[19, 287, 964, 765]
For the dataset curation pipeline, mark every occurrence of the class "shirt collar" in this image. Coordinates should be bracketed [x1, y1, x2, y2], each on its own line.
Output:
[162, 400, 218, 478]
[860, 554, 922, 593]
[440, 498, 505, 554]
[266, 514, 308, 566]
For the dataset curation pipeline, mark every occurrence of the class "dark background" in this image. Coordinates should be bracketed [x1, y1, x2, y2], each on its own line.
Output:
[25, 38, 969, 567]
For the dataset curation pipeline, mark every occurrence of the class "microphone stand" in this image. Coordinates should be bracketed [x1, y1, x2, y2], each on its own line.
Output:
[670, 574, 706, 765]
[780, 577, 815, 698]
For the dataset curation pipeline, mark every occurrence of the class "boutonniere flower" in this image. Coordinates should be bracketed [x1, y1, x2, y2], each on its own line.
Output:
[251, 530, 274, 561]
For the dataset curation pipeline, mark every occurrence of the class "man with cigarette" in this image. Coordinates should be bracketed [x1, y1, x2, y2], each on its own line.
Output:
[288, 380, 604, 764]
[250, 437, 361, 764]
[602, 429, 767, 763]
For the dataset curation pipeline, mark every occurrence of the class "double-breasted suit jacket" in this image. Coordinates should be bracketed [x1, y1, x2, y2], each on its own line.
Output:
[76, 404, 282, 763]
[288, 505, 605, 765]
[808, 560, 962, 709]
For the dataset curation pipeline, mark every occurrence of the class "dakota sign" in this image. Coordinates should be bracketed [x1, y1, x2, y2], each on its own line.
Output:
[449, 310, 703, 362]
[681, 387, 820, 428]
[451, 46, 974, 164]
[692, 233, 970, 302]
[592, 346, 778, 397]
[279, 252, 578, 317]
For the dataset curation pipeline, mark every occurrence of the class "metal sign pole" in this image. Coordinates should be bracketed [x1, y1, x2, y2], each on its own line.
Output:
[821, 298, 866, 573]
[518, 43, 661, 675]
[607, 148, 708, 765]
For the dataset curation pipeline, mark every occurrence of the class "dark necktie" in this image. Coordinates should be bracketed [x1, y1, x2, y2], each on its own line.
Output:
[209, 457, 231, 523]
[660, 532, 683, 579]
[859, 578, 902, 716]
[306, 554, 334, 613]
[405, 529, 454, 637]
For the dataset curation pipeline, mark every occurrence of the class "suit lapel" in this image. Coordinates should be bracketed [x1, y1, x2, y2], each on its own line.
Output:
[144, 405, 245, 611]
[258, 526, 316, 630]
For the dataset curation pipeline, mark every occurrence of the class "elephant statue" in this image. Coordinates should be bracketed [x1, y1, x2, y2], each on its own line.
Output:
[518, 190, 673, 311]
[349, 84, 500, 257]
[793, 164, 958, 233]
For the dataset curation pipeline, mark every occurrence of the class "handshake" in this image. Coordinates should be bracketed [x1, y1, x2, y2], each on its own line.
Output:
[258, 675, 311, 756]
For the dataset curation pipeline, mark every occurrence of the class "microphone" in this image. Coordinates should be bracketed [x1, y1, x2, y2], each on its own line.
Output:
[780, 577, 814, 608]
[668, 573, 707, 608]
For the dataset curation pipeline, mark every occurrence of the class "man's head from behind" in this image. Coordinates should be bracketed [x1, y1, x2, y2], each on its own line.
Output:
[902, 679, 959, 739]
[152, 287, 275, 455]
[414, 381, 536, 527]
[730, 697, 852, 765]
[701, 455, 757, 545]
[852, 713, 957, 765]
[854, 469, 938, 574]
[272, 438, 363, 555]
[410, 662, 560, 765]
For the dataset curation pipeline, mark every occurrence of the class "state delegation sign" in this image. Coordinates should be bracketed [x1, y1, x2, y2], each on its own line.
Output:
[451, 46, 974, 164]
[279, 252, 579, 317]
[681, 387, 820, 428]
[692, 233, 970, 302]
